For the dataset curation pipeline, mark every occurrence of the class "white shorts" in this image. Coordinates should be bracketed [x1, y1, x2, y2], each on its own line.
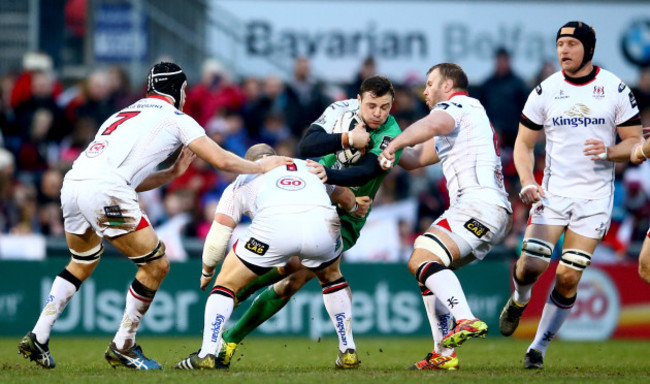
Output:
[528, 192, 612, 239]
[61, 179, 148, 238]
[432, 199, 512, 260]
[234, 206, 343, 269]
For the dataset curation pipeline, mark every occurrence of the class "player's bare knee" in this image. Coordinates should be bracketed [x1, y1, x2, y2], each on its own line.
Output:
[555, 269, 581, 292]
[130, 241, 169, 279]
[516, 257, 546, 283]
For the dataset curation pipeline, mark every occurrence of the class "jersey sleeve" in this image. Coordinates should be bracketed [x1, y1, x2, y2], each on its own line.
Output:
[521, 85, 546, 127]
[615, 81, 641, 126]
[319, 153, 337, 168]
[215, 180, 244, 223]
[176, 112, 207, 145]
[312, 99, 359, 133]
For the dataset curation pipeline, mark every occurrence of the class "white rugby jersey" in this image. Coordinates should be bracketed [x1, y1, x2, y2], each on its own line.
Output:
[216, 159, 335, 222]
[312, 99, 360, 133]
[522, 67, 639, 198]
[65, 96, 206, 188]
[433, 93, 511, 211]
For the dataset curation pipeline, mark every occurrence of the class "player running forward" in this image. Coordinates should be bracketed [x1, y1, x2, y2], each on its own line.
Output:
[498, 21, 641, 369]
[214, 75, 403, 369]
[17, 62, 290, 370]
[175, 144, 361, 370]
[379, 63, 513, 370]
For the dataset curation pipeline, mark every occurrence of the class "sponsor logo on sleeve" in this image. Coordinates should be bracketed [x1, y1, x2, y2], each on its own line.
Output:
[86, 140, 108, 158]
[535, 84, 542, 95]
[618, 82, 627, 93]
[464, 218, 490, 238]
[245, 237, 269, 255]
[629, 92, 638, 108]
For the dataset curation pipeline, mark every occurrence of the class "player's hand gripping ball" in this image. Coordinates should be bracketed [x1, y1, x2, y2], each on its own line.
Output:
[333, 111, 364, 165]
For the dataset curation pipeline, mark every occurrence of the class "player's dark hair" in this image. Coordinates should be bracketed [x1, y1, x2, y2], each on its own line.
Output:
[245, 143, 277, 161]
[427, 63, 469, 91]
[359, 75, 394, 100]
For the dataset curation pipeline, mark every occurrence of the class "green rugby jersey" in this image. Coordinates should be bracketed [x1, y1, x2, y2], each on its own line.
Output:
[320, 114, 403, 250]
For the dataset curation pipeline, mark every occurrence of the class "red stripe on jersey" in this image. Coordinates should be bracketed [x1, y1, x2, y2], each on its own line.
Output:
[436, 218, 452, 232]
[527, 215, 532, 226]
[421, 289, 431, 296]
[135, 216, 150, 231]
[129, 287, 153, 303]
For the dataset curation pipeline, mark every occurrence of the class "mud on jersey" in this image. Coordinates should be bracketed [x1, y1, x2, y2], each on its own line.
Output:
[522, 67, 639, 199]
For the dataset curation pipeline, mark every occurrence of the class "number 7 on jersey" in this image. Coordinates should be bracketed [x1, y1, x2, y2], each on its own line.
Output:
[101, 111, 141, 135]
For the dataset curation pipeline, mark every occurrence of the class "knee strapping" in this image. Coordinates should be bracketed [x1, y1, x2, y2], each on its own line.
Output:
[70, 243, 103, 264]
[129, 241, 166, 266]
[521, 238, 554, 261]
[414, 233, 453, 266]
[560, 249, 592, 271]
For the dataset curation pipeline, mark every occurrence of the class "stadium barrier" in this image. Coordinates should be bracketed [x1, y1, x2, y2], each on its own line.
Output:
[0, 259, 646, 339]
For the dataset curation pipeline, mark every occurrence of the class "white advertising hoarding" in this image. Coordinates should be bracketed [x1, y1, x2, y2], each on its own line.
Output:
[211, 1, 650, 85]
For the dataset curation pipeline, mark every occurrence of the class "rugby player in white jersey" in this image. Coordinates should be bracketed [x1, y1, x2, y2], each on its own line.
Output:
[498, 21, 642, 369]
[17, 62, 290, 370]
[379, 63, 512, 370]
[174, 143, 361, 370]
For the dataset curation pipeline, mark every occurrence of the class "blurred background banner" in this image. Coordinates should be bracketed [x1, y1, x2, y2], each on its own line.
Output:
[513, 262, 650, 340]
[0, 259, 511, 338]
[212, 0, 650, 84]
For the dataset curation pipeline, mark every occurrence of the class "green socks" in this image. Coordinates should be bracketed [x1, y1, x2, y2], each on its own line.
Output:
[223, 286, 289, 344]
[236, 268, 285, 304]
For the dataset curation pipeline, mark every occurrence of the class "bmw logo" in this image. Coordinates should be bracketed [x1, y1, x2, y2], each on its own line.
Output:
[621, 19, 650, 67]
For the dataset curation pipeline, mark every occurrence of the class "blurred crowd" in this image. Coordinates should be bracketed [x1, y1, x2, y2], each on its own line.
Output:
[2, 50, 650, 262]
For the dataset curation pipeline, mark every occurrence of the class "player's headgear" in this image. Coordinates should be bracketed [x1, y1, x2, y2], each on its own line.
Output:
[556, 21, 596, 68]
[147, 62, 187, 109]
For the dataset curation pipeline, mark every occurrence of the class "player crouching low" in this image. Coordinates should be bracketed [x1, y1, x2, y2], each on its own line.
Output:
[174, 144, 360, 370]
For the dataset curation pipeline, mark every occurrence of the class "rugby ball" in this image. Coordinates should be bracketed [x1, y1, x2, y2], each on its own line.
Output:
[333, 111, 364, 165]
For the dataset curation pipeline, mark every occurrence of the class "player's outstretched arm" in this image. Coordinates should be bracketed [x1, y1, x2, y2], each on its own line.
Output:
[514, 123, 545, 204]
[189, 136, 291, 174]
[396, 138, 440, 170]
[136, 147, 196, 192]
[200, 213, 237, 290]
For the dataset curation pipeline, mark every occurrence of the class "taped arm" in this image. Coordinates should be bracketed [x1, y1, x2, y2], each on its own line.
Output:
[202, 213, 235, 268]
[324, 153, 384, 187]
[299, 124, 345, 157]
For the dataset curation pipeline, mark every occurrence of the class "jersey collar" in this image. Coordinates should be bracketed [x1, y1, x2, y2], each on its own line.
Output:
[448, 92, 469, 100]
[563, 66, 599, 86]
[147, 94, 173, 104]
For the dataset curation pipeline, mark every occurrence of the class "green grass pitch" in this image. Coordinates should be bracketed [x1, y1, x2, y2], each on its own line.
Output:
[2, 336, 649, 383]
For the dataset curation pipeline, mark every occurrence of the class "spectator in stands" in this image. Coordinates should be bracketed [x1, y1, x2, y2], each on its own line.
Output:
[346, 56, 376, 99]
[184, 59, 245, 127]
[632, 67, 650, 124]
[107, 66, 139, 109]
[285, 57, 331, 137]
[478, 47, 528, 148]
[14, 71, 67, 173]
